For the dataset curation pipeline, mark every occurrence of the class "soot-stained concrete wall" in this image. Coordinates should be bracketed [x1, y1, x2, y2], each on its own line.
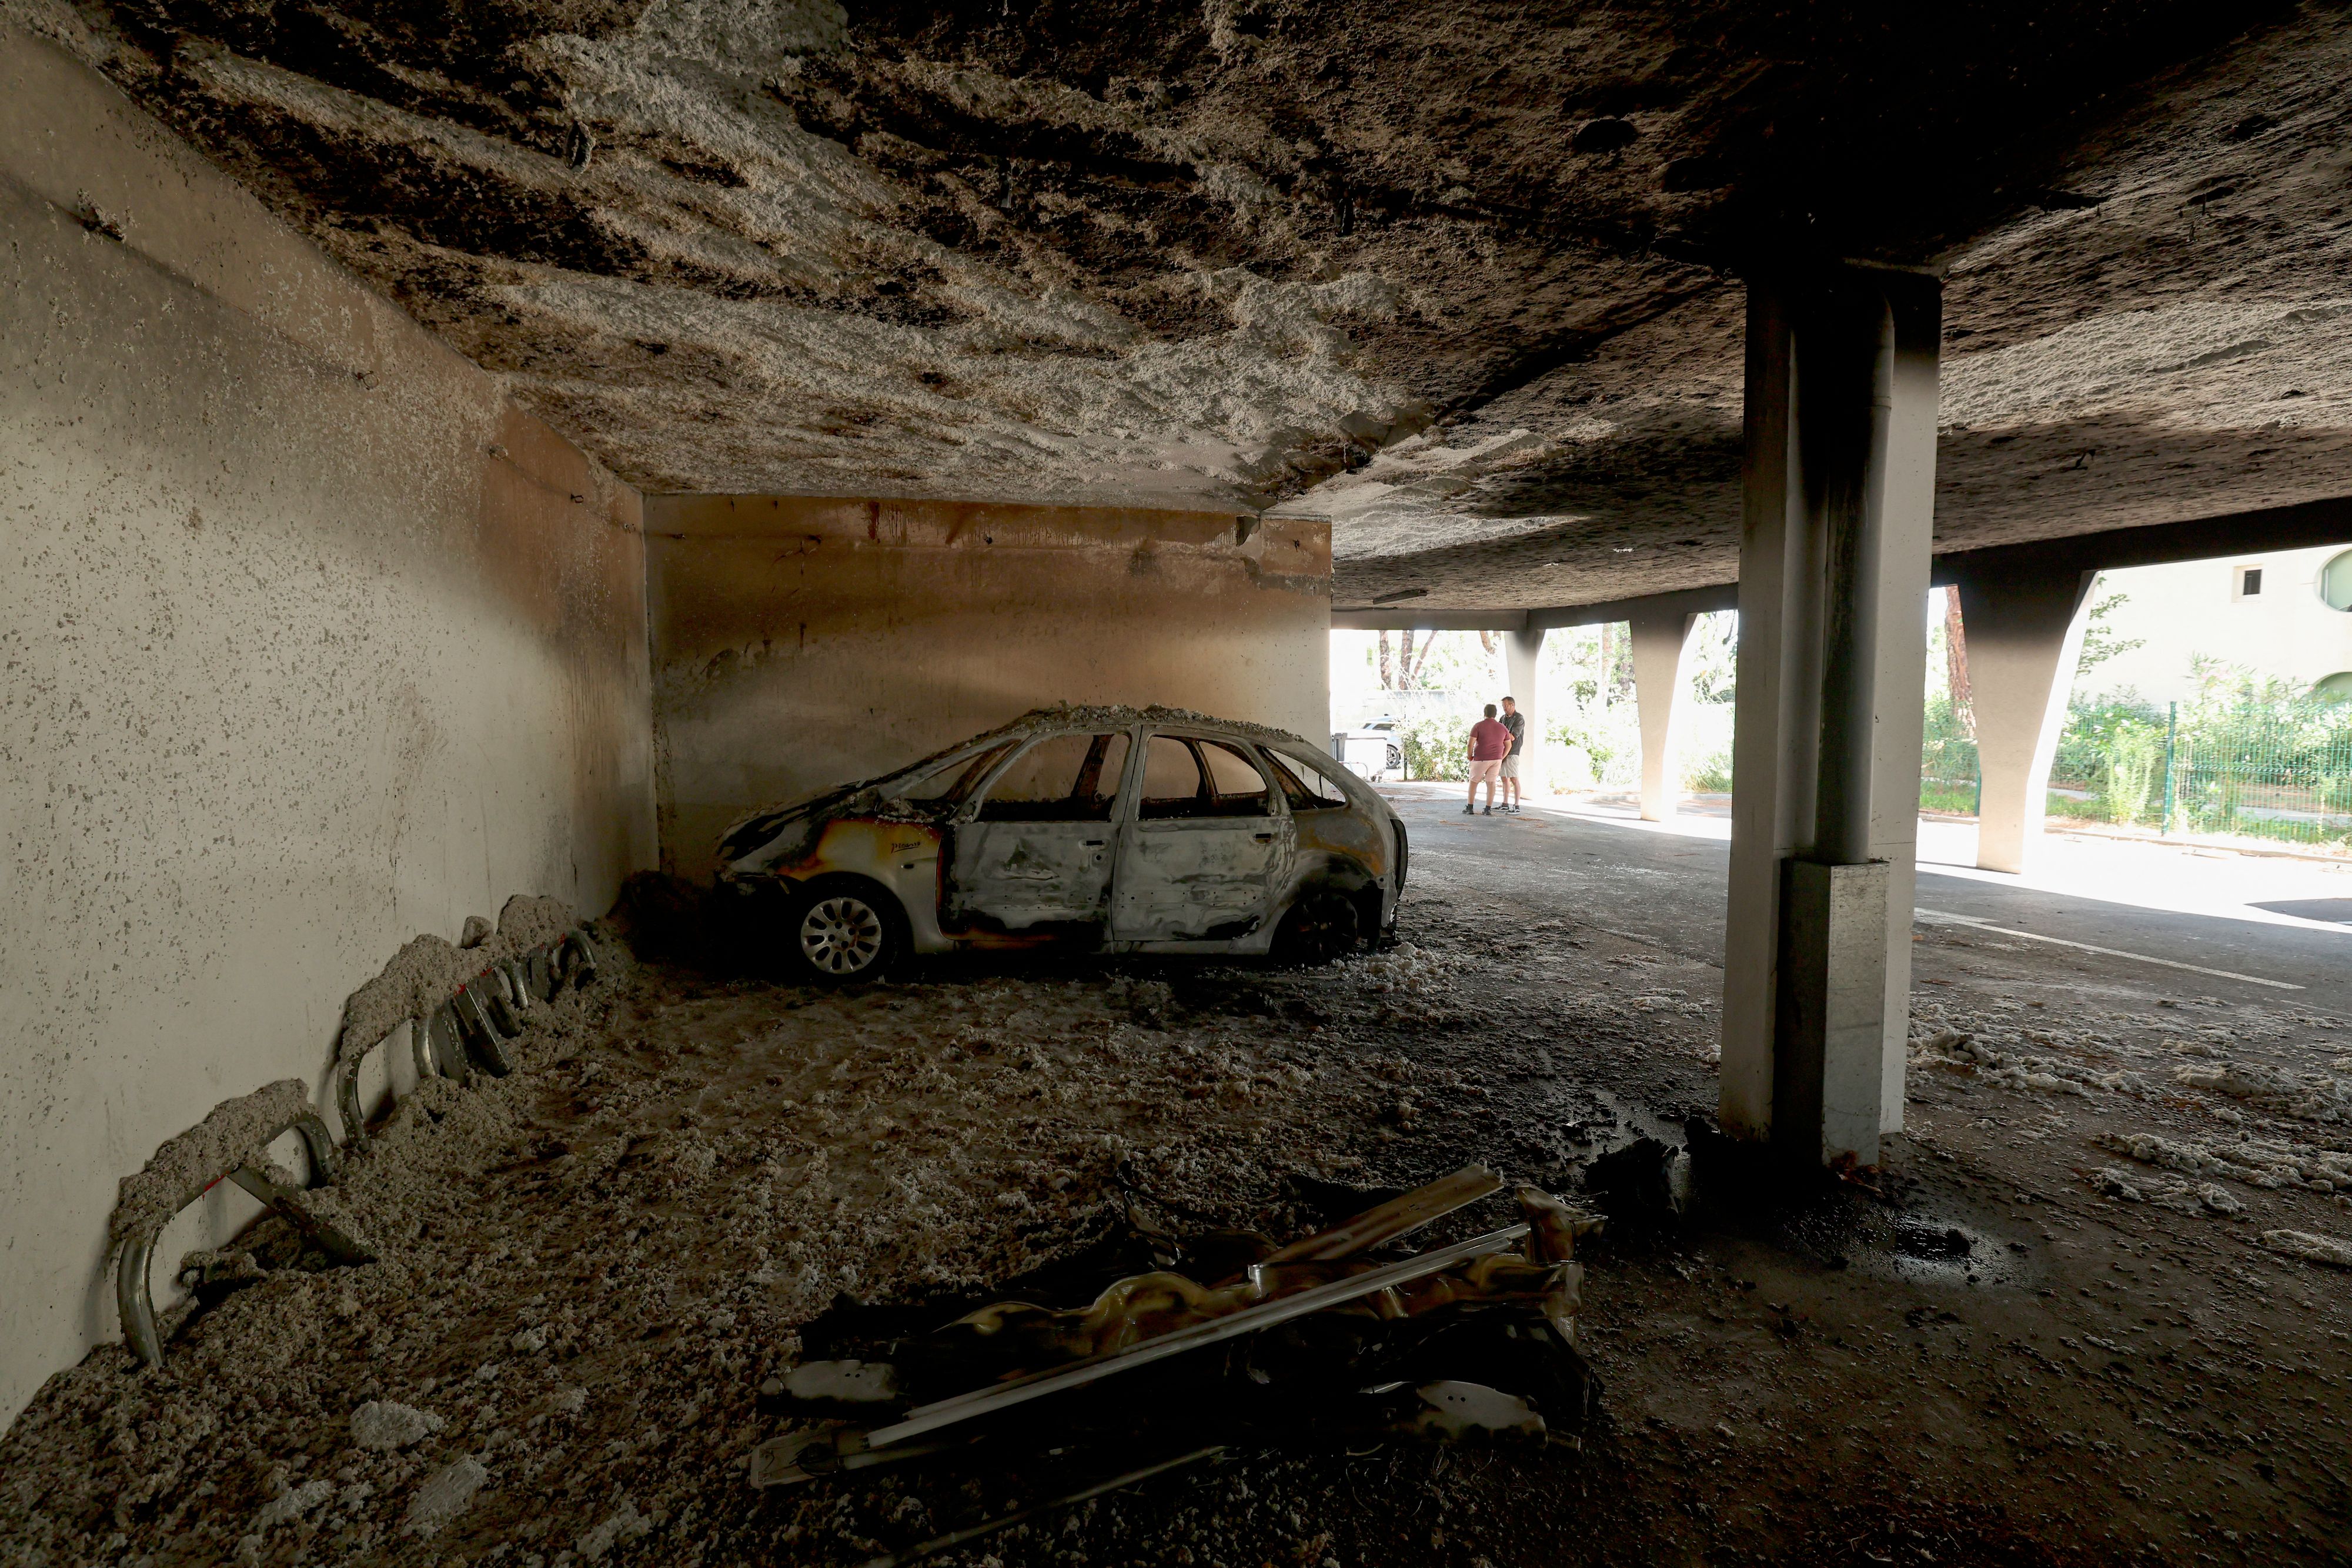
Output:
[647, 496, 1331, 879]
[0, 32, 656, 1425]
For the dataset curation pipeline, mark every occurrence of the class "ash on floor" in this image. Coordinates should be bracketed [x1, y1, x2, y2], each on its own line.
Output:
[6, 819, 2352, 1567]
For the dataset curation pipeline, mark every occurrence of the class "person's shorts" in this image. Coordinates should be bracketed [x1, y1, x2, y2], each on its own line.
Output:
[1498, 754, 1522, 780]
[1468, 758, 1503, 785]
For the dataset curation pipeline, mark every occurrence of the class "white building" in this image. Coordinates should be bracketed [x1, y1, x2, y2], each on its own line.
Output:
[2078, 544, 2352, 701]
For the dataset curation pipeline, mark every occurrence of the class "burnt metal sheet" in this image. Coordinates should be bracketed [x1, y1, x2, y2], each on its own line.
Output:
[865, 1223, 1531, 1447]
[947, 821, 1113, 931]
[1111, 819, 1289, 941]
[1265, 1164, 1503, 1263]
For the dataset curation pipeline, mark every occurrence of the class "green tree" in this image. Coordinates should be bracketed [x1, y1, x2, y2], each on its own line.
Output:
[2075, 578, 2144, 678]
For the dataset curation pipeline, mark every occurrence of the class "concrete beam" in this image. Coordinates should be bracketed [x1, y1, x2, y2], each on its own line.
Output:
[1333, 497, 2352, 638]
[1930, 496, 2352, 584]
[1949, 566, 2097, 874]
[1331, 584, 1740, 633]
[1329, 608, 1529, 631]
[1628, 610, 1698, 820]
[1720, 263, 1940, 1170]
[1529, 584, 1739, 632]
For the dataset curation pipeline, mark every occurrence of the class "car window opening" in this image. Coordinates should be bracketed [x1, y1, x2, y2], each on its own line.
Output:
[1198, 740, 1274, 815]
[1137, 734, 1205, 820]
[899, 743, 1016, 803]
[1265, 750, 1349, 811]
[1141, 735, 1272, 820]
[975, 733, 1130, 822]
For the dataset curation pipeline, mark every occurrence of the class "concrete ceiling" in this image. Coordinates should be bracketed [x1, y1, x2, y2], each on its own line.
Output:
[22, 0, 2352, 609]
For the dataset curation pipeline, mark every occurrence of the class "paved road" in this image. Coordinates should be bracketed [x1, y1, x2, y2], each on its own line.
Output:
[1379, 784, 2352, 1015]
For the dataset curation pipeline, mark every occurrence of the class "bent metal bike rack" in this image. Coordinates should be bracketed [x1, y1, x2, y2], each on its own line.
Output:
[555, 929, 600, 988]
[453, 980, 520, 1077]
[118, 927, 609, 1369]
[330, 928, 607, 1144]
[115, 1096, 375, 1368]
[332, 1000, 472, 1153]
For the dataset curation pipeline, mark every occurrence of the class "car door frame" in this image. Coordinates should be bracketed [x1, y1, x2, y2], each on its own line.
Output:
[938, 726, 1130, 947]
[1105, 726, 1296, 952]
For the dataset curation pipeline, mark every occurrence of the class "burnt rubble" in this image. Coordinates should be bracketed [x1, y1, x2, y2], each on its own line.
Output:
[746, 1166, 1603, 1559]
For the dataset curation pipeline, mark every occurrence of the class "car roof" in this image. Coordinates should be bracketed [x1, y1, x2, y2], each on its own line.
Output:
[958, 703, 1307, 750]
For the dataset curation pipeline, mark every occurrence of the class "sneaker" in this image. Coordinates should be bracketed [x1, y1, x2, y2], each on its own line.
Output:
[1482, 805, 1492, 815]
[1462, 804, 1475, 814]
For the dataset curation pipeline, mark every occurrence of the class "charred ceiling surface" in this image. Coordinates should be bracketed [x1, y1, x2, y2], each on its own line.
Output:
[21, 0, 2351, 605]
[1301, 4, 2352, 609]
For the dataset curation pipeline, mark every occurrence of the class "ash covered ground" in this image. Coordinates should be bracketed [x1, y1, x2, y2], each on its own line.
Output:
[5, 794, 2352, 1567]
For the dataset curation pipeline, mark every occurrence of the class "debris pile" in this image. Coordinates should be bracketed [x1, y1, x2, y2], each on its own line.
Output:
[108, 1079, 318, 1248]
[2095, 1129, 2352, 1194]
[2090, 1166, 2244, 1216]
[2257, 1229, 2352, 1269]
[335, 895, 579, 1064]
[749, 1165, 1602, 1564]
[1910, 1004, 2352, 1127]
[1909, 1027, 2093, 1095]
[2170, 1059, 2352, 1124]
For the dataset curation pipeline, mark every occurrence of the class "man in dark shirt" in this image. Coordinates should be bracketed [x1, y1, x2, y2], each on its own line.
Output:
[1465, 703, 1511, 815]
[1498, 696, 1527, 814]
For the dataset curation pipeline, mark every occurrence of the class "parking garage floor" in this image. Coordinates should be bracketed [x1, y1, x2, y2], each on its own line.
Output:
[4, 800, 2350, 1567]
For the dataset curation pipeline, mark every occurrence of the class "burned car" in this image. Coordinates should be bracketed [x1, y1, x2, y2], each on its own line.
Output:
[716, 706, 1408, 981]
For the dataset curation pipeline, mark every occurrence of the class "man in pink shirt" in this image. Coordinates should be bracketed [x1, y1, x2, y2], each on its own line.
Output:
[1465, 703, 1512, 816]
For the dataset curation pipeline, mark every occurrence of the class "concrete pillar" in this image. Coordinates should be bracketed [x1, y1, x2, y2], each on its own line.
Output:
[1719, 265, 1941, 1169]
[1628, 610, 1698, 820]
[1950, 567, 2096, 874]
[1504, 626, 1545, 793]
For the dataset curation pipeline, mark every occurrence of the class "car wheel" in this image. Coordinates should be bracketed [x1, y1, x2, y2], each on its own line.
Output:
[1272, 887, 1361, 967]
[786, 877, 905, 984]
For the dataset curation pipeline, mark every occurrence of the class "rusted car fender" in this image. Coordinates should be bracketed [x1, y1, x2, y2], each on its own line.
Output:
[1267, 850, 1385, 940]
[1278, 793, 1399, 937]
[753, 816, 957, 954]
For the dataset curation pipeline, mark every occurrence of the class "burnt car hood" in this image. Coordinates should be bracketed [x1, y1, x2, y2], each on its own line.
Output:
[717, 781, 958, 867]
[716, 785, 859, 865]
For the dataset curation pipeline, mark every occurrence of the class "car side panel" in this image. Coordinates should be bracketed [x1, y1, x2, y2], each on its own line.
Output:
[1112, 817, 1291, 941]
[944, 820, 1115, 933]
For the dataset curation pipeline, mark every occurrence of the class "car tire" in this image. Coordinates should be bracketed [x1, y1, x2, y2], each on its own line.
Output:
[783, 877, 906, 984]
[1271, 887, 1361, 968]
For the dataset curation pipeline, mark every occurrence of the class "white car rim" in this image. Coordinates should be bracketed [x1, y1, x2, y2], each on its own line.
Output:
[800, 897, 884, 975]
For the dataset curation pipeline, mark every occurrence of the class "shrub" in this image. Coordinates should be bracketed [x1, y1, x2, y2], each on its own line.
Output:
[1400, 713, 1472, 781]
[2100, 720, 2163, 825]
[1684, 750, 1734, 793]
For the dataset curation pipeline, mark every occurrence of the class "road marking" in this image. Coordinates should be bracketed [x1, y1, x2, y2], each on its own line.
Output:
[1913, 910, 2303, 991]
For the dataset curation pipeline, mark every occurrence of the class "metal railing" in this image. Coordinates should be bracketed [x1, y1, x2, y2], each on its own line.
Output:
[1920, 687, 2352, 853]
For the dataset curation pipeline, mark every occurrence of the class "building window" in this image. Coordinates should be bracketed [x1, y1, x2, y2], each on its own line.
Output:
[2324, 550, 2352, 612]
[2240, 567, 2263, 596]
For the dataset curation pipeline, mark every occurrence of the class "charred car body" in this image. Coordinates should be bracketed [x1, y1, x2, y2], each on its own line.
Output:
[716, 706, 1408, 981]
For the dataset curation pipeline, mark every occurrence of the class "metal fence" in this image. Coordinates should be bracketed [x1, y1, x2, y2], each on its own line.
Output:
[2126, 697, 2352, 848]
[1921, 686, 2352, 852]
